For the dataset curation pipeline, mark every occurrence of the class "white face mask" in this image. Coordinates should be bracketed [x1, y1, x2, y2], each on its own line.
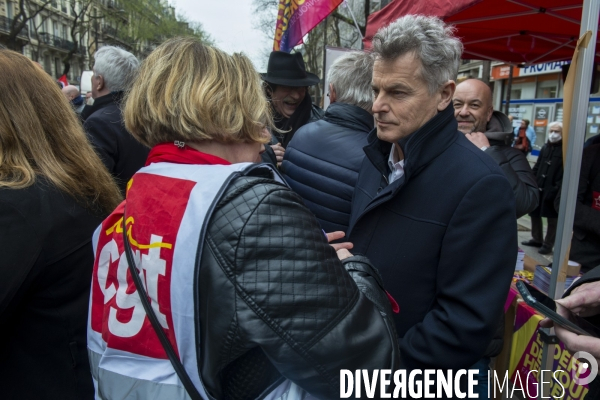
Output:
[548, 132, 562, 143]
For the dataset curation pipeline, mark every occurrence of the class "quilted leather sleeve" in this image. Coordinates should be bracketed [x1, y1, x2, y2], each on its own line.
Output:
[205, 176, 398, 399]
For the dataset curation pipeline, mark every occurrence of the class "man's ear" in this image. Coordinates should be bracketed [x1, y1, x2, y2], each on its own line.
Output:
[329, 83, 337, 103]
[96, 75, 105, 92]
[437, 80, 456, 111]
[486, 106, 494, 122]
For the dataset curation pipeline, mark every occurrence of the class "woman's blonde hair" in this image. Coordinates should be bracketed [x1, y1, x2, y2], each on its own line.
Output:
[0, 49, 122, 213]
[125, 37, 273, 147]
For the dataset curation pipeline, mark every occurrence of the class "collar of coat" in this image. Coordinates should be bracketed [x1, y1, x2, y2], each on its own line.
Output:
[323, 102, 374, 133]
[88, 91, 125, 114]
[363, 103, 459, 184]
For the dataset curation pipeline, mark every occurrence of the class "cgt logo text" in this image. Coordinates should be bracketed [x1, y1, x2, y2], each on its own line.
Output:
[340, 368, 588, 399]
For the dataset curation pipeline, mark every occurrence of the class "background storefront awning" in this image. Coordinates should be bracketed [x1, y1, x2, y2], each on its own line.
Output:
[364, 0, 600, 66]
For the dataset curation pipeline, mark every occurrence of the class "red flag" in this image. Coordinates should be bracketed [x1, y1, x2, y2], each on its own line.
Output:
[58, 74, 69, 88]
[274, 0, 343, 52]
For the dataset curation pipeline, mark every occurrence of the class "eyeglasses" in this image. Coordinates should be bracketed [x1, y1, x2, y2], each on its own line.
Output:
[549, 130, 561, 133]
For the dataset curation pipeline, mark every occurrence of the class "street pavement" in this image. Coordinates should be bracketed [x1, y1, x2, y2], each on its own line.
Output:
[517, 216, 553, 267]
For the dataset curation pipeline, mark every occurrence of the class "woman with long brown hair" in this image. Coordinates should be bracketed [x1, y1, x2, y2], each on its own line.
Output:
[0, 49, 122, 399]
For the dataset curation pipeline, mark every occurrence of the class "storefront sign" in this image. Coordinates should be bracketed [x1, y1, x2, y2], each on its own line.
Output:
[492, 61, 570, 80]
[492, 65, 519, 80]
[519, 61, 570, 77]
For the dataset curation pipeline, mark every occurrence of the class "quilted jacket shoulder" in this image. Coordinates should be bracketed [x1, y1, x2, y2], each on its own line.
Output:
[197, 172, 399, 400]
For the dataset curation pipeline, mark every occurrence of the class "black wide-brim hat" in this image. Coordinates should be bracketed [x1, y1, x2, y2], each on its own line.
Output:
[261, 51, 320, 87]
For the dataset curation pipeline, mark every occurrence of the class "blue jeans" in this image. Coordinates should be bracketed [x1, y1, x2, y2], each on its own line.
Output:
[471, 357, 491, 399]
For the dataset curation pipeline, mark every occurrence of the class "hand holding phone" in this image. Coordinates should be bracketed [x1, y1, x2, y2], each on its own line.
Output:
[517, 281, 600, 337]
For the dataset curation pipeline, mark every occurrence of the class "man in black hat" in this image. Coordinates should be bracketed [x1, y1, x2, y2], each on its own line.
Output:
[261, 51, 324, 166]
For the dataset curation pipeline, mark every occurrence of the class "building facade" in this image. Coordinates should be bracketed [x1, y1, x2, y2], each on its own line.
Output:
[1, 0, 196, 88]
[491, 61, 600, 154]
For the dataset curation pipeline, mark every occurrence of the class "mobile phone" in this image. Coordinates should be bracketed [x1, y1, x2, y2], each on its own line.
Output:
[516, 281, 600, 338]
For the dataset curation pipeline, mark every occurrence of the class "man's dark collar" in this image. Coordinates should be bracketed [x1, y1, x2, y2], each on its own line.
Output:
[89, 91, 124, 113]
[364, 104, 458, 179]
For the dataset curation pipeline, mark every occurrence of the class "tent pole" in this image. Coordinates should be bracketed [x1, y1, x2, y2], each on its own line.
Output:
[504, 65, 513, 115]
[539, 0, 599, 398]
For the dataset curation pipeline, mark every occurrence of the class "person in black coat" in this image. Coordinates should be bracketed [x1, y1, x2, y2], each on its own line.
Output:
[569, 144, 600, 272]
[281, 51, 374, 234]
[260, 51, 324, 166]
[454, 78, 539, 218]
[522, 122, 564, 254]
[584, 133, 600, 148]
[453, 78, 538, 397]
[0, 49, 122, 400]
[85, 46, 149, 195]
[347, 16, 517, 391]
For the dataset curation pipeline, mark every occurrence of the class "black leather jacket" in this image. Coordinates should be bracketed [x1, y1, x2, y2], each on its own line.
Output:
[198, 167, 399, 399]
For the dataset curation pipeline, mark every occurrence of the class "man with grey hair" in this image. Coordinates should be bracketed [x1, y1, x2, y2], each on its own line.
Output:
[84, 45, 147, 195]
[281, 51, 374, 233]
[347, 14, 517, 386]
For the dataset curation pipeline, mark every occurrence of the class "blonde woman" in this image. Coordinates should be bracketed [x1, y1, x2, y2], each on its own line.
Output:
[88, 38, 399, 400]
[0, 49, 122, 398]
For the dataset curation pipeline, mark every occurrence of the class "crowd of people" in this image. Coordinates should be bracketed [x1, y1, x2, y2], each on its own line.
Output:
[1, 13, 600, 400]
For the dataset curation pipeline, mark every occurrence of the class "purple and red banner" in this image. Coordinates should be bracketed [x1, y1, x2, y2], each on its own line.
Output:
[273, 0, 343, 52]
[508, 303, 590, 399]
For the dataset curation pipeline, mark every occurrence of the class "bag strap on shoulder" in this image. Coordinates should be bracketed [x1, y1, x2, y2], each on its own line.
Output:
[121, 209, 204, 400]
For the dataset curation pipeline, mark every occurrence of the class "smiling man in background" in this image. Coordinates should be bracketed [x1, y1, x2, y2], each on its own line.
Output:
[453, 78, 538, 218]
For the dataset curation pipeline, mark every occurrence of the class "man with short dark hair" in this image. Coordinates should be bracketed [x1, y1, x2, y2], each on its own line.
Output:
[84, 46, 148, 195]
[348, 15, 517, 381]
[260, 51, 323, 165]
[453, 78, 539, 217]
[281, 51, 374, 233]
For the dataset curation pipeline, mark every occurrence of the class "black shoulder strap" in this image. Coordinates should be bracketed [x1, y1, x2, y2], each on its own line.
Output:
[121, 210, 204, 400]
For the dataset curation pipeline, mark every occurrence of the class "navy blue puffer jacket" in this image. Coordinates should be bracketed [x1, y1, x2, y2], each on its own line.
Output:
[281, 102, 373, 234]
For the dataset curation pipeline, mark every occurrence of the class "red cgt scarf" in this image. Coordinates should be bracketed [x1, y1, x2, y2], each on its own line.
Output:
[145, 142, 231, 166]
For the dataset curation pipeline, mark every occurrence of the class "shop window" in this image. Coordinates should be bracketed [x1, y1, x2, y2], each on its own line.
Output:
[536, 80, 558, 99]
[510, 89, 522, 100]
[555, 104, 563, 123]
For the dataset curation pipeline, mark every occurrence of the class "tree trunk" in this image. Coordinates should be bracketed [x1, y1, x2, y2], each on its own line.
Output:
[504, 65, 513, 115]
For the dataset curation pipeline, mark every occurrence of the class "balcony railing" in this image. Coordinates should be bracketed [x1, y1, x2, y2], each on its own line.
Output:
[0, 16, 30, 39]
[38, 32, 77, 52]
[103, 24, 118, 37]
[102, 25, 132, 48]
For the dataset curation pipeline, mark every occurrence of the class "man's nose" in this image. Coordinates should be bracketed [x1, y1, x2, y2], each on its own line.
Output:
[457, 105, 470, 117]
[290, 88, 305, 100]
[372, 94, 387, 114]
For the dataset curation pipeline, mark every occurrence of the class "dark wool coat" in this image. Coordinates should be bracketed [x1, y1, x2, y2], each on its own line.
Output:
[0, 178, 103, 399]
[348, 104, 517, 373]
[571, 144, 600, 272]
[530, 140, 563, 218]
[281, 102, 373, 233]
[84, 92, 149, 195]
[483, 111, 539, 218]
